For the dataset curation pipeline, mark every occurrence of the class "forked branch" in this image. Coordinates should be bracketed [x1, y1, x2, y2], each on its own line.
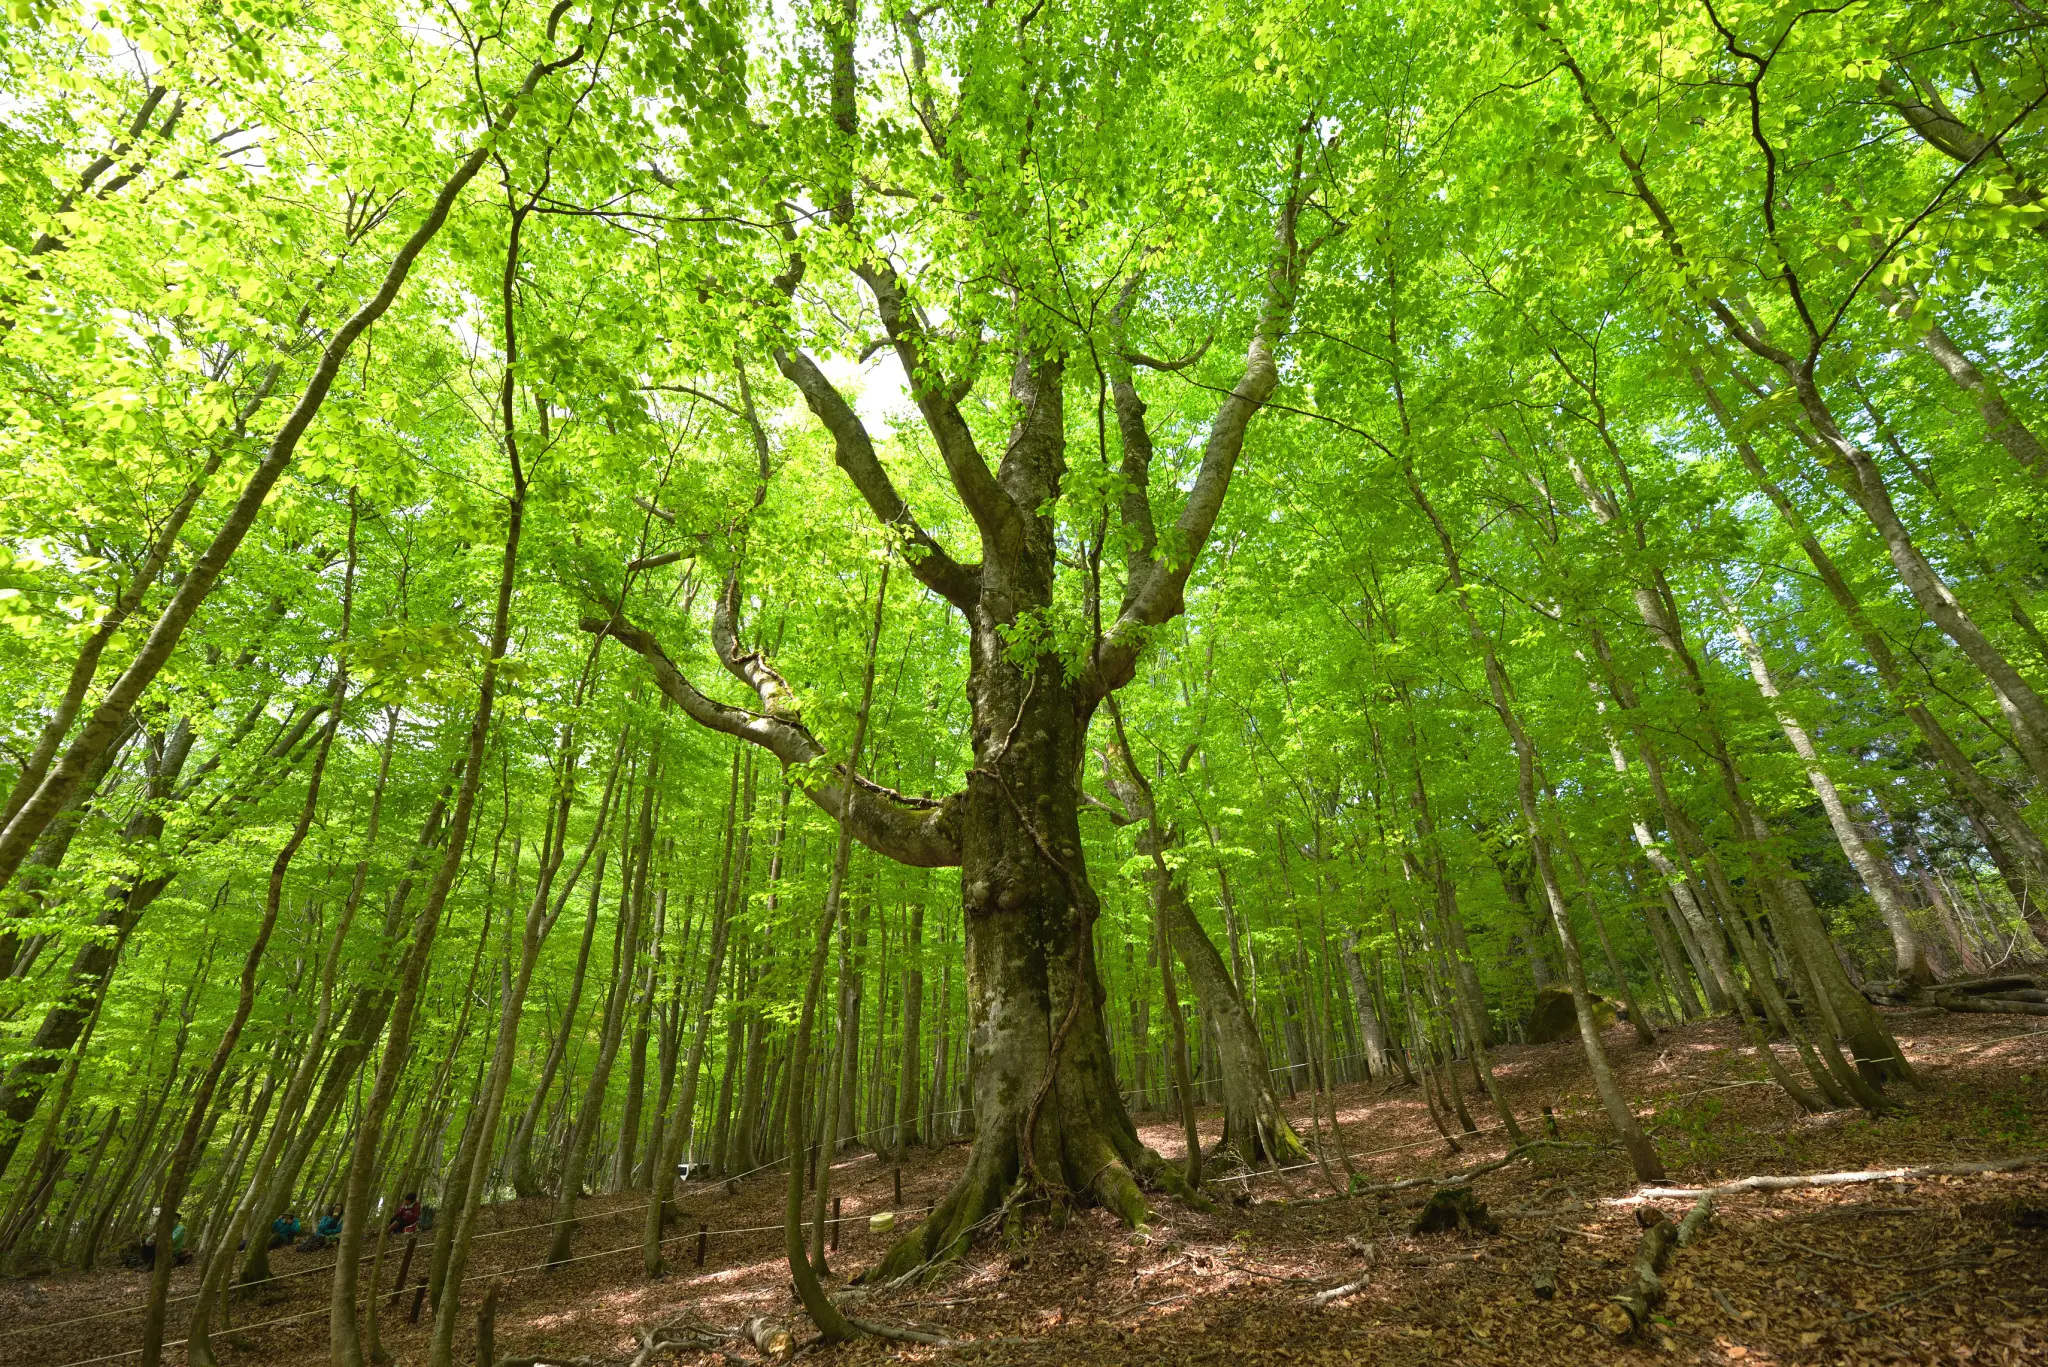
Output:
[582, 614, 964, 867]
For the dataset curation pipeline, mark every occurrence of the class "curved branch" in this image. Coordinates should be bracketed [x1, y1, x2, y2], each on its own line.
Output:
[1122, 336, 1214, 372]
[855, 259, 1020, 546]
[581, 614, 963, 867]
[770, 345, 981, 610]
[1093, 130, 1333, 695]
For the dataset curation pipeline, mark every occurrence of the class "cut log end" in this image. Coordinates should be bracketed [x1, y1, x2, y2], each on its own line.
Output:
[739, 1315, 794, 1361]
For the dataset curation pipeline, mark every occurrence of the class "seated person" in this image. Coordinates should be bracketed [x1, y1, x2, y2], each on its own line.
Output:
[316, 1207, 343, 1239]
[269, 1211, 300, 1249]
[387, 1193, 422, 1237]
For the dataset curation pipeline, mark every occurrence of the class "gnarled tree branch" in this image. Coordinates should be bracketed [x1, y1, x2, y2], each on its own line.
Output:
[769, 344, 981, 609]
[581, 614, 964, 867]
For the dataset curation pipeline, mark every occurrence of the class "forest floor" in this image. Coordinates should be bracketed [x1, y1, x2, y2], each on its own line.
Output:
[5, 1009, 2046, 1367]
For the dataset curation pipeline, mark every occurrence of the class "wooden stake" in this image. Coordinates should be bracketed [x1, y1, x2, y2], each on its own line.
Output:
[830, 1196, 840, 1250]
[893, 1166, 901, 1208]
[695, 1220, 708, 1268]
[389, 1232, 417, 1304]
[477, 1281, 497, 1367]
[407, 1279, 428, 1325]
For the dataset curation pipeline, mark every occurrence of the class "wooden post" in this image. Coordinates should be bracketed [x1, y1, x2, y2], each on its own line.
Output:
[1543, 1106, 1561, 1139]
[408, 1279, 428, 1325]
[389, 1233, 418, 1305]
[477, 1281, 498, 1367]
[695, 1221, 708, 1268]
[892, 1166, 901, 1208]
[830, 1196, 840, 1250]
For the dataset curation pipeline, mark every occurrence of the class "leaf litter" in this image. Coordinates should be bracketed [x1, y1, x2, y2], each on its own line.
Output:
[3, 1010, 2043, 1367]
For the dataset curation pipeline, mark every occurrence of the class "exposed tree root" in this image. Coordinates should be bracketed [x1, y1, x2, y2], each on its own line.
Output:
[842, 1316, 959, 1346]
[859, 1112, 1217, 1284]
[1213, 1104, 1312, 1170]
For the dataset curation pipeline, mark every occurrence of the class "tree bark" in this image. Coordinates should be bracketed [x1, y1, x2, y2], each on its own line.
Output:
[640, 754, 742, 1276]
[1717, 588, 1933, 983]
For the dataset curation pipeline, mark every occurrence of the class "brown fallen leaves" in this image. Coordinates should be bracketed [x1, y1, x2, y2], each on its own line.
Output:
[3, 1011, 2044, 1367]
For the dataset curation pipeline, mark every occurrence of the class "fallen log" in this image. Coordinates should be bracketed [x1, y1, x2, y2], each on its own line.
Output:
[739, 1316, 793, 1360]
[1622, 1156, 2048, 1203]
[1309, 1272, 1373, 1307]
[1597, 1193, 1713, 1336]
[1862, 975, 2046, 1015]
[1932, 994, 2048, 1017]
[1531, 1232, 1559, 1301]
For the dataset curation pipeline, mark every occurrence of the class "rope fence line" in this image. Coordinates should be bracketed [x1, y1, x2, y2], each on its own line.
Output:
[16, 1061, 1785, 1344]
[1, 1170, 913, 1341]
[40, 1201, 945, 1367]
[33, 1086, 1634, 1367]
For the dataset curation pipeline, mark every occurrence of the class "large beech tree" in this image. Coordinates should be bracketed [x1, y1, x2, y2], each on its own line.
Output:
[8, 0, 2048, 1347]
[590, 0, 1353, 1266]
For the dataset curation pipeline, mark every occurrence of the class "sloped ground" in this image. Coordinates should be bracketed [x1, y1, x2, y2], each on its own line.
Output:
[4, 1009, 2044, 1367]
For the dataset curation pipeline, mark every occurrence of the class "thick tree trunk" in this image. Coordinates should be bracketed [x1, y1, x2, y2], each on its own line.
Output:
[865, 635, 1198, 1282]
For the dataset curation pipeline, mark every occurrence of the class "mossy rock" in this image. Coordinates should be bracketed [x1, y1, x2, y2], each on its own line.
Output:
[1523, 986, 1615, 1044]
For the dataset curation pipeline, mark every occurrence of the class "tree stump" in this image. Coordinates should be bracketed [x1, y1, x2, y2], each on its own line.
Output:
[1410, 1186, 1500, 1236]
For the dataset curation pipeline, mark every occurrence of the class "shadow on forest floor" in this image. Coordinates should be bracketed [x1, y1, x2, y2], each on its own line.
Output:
[5, 1009, 2045, 1367]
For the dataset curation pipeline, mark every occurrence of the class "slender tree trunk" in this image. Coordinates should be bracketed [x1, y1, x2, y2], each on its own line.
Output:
[893, 900, 924, 1152]
[1403, 453, 1663, 1180]
[1717, 589, 1934, 982]
[640, 754, 742, 1276]
[138, 516, 356, 1367]
[545, 851, 642, 1262]
[0, 53, 559, 896]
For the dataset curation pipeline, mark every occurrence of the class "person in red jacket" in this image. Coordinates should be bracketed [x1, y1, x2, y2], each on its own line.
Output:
[388, 1193, 422, 1237]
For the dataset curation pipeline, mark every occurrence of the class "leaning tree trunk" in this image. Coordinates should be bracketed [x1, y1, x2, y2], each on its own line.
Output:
[1096, 724, 1303, 1168]
[1153, 852, 1305, 1167]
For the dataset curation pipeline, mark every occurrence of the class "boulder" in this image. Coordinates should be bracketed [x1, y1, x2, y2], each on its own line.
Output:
[1524, 985, 1615, 1044]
